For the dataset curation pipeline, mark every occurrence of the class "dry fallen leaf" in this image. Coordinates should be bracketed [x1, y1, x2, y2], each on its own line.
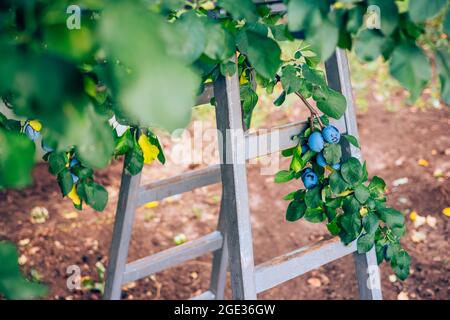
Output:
[18, 254, 28, 265]
[397, 291, 409, 300]
[307, 277, 322, 288]
[442, 207, 450, 217]
[388, 275, 397, 283]
[30, 206, 49, 224]
[144, 201, 159, 209]
[63, 211, 79, 220]
[417, 159, 429, 167]
[190, 272, 199, 280]
[411, 230, 426, 243]
[409, 211, 418, 221]
[426, 215, 437, 228]
[18, 238, 30, 246]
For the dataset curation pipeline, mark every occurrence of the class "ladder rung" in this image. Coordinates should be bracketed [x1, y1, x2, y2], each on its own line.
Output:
[255, 237, 356, 293]
[122, 231, 224, 284]
[246, 120, 308, 159]
[138, 121, 308, 206]
[137, 165, 221, 206]
[190, 290, 216, 300]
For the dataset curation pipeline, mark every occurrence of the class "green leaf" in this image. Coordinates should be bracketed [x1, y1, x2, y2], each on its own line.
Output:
[444, 10, 450, 37]
[274, 170, 294, 183]
[354, 184, 370, 204]
[0, 130, 35, 189]
[391, 250, 410, 280]
[323, 144, 342, 165]
[357, 232, 375, 253]
[244, 30, 282, 79]
[72, 166, 93, 180]
[170, 11, 207, 64]
[339, 211, 362, 243]
[240, 84, 259, 128]
[220, 61, 237, 76]
[307, 17, 339, 61]
[302, 64, 327, 87]
[114, 130, 134, 156]
[304, 207, 326, 223]
[125, 144, 144, 176]
[273, 91, 286, 106]
[77, 181, 108, 212]
[389, 42, 431, 101]
[362, 211, 379, 234]
[329, 170, 349, 194]
[0, 242, 47, 299]
[378, 207, 405, 229]
[281, 65, 302, 94]
[354, 29, 386, 62]
[435, 49, 450, 105]
[368, 0, 399, 36]
[57, 169, 74, 197]
[218, 0, 258, 23]
[48, 152, 68, 176]
[408, 0, 447, 23]
[341, 157, 363, 186]
[287, 0, 324, 31]
[286, 200, 306, 221]
[100, 1, 199, 131]
[346, 5, 365, 34]
[326, 218, 341, 235]
[315, 87, 347, 119]
[342, 134, 360, 148]
[375, 242, 385, 264]
[368, 176, 386, 199]
[305, 186, 321, 208]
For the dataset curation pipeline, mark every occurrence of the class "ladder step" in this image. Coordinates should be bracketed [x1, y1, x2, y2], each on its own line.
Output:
[190, 290, 216, 300]
[245, 120, 308, 159]
[137, 165, 221, 206]
[255, 237, 356, 293]
[122, 231, 224, 284]
[137, 121, 308, 207]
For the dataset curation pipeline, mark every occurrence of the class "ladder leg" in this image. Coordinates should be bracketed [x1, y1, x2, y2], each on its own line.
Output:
[325, 49, 383, 300]
[104, 164, 142, 300]
[213, 58, 257, 300]
[208, 199, 229, 299]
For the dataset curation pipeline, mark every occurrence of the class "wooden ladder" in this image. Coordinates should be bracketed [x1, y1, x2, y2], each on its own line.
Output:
[103, 49, 382, 300]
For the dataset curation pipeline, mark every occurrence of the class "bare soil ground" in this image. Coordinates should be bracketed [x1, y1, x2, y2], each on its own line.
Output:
[1, 101, 449, 300]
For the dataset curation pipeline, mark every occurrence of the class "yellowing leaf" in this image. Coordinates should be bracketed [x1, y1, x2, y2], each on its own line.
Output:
[144, 201, 159, 209]
[68, 185, 81, 206]
[417, 159, 429, 167]
[443, 207, 450, 217]
[138, 134, 159, 164]
[29, 120, 42, 132]
[337, 190, 353, 197]
[239, 72, 249, 85]
[359, 207, 368, 217]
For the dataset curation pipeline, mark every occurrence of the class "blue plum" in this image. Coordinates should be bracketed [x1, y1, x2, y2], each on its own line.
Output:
[301, 168, 318, 189]
[332, 163, 341, 170]
[307, 132, 324, 152]
[322, 125, 340, 144]
[70, 158, 80, 168]
[24, 124, 40, 141]
[316, 153, 327, 167]
[71, 174, 79, 184]
[41, 141, 54, 153]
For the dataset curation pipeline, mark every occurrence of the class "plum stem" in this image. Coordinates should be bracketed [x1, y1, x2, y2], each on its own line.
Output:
[294, 92, 325, 130]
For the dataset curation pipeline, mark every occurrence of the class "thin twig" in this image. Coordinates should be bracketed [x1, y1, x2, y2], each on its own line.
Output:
[294, 92, 325, 129]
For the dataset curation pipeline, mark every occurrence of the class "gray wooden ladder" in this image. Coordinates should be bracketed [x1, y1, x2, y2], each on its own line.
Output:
[103, 49, 382, 300]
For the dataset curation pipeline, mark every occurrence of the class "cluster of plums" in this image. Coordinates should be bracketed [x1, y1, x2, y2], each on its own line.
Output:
[300, 125, 341, 189]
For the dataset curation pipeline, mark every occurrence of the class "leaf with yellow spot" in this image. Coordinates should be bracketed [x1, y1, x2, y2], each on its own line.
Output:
[28, 120, 42, 132]
[67, 185, 81, 206]
[239, 72, 249, 85]
[138, 134, 159, 164]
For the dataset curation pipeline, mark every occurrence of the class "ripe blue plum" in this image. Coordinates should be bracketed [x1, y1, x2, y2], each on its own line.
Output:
[322, 125, 340, 144]
[301, 168, 318, 189]
[316, 153, 327, 167]
[307, 132, 324, 152]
